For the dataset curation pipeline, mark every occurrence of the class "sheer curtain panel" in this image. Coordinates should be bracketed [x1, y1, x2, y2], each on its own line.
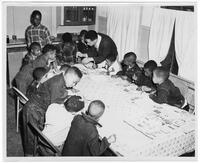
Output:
[175, 11, 196, 82]
[106, 6, 141, 61]
[148, 8, 176, 65]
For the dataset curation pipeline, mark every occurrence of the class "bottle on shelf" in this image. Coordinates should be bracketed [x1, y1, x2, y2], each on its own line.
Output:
[7, 35, 9, 43]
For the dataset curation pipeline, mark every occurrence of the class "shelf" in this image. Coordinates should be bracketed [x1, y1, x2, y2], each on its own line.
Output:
[64, 6, 96, 26]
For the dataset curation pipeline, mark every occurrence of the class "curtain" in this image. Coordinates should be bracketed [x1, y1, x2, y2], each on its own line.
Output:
[106, 6, 141, 61]
[148, 8, 176, 65]
[175, 11, 196, 82]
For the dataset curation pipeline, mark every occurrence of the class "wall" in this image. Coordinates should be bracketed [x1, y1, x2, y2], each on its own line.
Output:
[56, 7, 95, 35]
[6, 6, 96, 39]
[7, 6, 55, 38]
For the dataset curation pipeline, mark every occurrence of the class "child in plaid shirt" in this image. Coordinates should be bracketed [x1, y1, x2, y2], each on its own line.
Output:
[25, 10, 52, 48]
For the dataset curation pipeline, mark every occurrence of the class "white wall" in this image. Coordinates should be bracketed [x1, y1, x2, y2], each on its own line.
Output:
[6, 6, 97, 39]
[7, 6, 55, 38]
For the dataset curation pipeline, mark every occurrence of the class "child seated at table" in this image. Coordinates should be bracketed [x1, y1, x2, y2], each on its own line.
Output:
[149, 67, 189, 111]
[61, 100, 116, 156]
[116, 52, 141, 82]
[77, 30, 88, 54]
[22, 66, 83, 156]
[21, 42, 41, 69]
[39, 64, 71, 84]
[136, 60, 157, 92]
[26, 67, 48, 98]
[41, 95, 85, 155]
[15, 44, 57, 95]
[60, 32, 77, 65]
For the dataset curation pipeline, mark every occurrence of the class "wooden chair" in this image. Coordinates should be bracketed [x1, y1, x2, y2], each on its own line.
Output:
[28, 122, 61, 156]
[12, 86, 29, 132]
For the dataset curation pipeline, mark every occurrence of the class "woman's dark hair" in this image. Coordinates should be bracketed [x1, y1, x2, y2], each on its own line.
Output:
[85, 30, 98, 41]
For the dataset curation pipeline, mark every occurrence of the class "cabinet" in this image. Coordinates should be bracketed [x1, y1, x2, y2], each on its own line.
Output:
[7, 47, 27, 87]
[64, 6, 96, 26]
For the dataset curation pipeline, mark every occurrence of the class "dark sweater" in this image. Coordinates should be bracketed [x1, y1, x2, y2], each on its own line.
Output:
[29, 73, 68, 110]
[15, 54, 49, 94]
[134, 72, 156, 89]
[150, 79, 185, 107]
[117, 63, 141, 81]
[62, 113, 110, 156]
[77, 41, 89, 53]
[87, 33, 118, 64]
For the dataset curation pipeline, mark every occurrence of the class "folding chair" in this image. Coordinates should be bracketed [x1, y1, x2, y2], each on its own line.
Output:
[12, 86, 29, 132]
[28, 122, 61, 156]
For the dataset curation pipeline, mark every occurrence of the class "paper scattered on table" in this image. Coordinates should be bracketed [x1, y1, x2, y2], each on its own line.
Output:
[75, 68, 195, 157]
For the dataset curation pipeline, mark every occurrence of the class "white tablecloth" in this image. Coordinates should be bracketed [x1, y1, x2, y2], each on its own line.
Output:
[74, 69, 195, 157]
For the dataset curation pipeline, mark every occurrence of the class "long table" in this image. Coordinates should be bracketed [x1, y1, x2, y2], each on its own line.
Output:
[74, 68, 195, 158]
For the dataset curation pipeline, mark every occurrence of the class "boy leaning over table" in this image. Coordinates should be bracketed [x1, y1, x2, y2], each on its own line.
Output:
[14, 44, 57, 95]
[112, 52, 141, 82]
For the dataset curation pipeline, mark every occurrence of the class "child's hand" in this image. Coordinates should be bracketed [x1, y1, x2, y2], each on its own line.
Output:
[111, 75, 119, 78]
[107, 134, 116, 144]
[71, 88, 80, 93]
[47, 58, 56, 67]
[149, 90, 156, 95]
[132, 74, 137, 81]
[76, 52, 88, 58]
[92, 63, 97, 69]
[136, 86, 142, 91]
[141, 86, 151, 92]
[82, 57, 93, 65]
[76, 52, 84, 58]
[149, 93, 155, 99]
[120, 75, 128, 80]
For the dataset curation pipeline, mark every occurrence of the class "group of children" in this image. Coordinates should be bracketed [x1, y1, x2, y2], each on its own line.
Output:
[112, 52, 189, 111]
[14, 36, 116, 156]
[14, 28, 190, 157]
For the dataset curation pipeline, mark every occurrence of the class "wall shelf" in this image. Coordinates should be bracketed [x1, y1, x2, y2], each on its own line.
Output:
[64, 6, 96, 26]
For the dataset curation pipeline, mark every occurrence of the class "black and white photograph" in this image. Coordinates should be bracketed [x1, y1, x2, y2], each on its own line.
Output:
[1, 0, 198, 161]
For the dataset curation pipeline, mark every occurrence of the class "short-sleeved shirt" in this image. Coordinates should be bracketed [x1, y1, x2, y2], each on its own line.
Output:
[25, 24, 52, 48]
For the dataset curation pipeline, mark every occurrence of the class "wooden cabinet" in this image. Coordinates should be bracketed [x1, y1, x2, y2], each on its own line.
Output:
[64, 6, 96, 26]
[7, 47, 27, 87]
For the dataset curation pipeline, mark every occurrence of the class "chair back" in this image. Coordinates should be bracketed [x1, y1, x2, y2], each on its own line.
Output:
[12, 87, 28, 104]
[28, 122, 61, 156]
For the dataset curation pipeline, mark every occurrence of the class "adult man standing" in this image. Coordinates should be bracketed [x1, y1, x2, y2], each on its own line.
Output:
[25, 10, 52, 48]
